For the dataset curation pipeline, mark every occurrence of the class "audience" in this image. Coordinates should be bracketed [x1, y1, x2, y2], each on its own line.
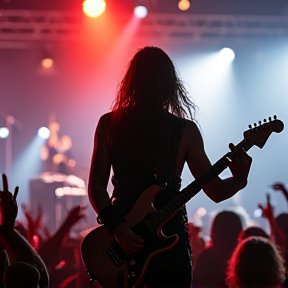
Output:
[1, 172, 288, 288]
[193, 210, 243, 288]
[188, 222, 205, 266]
[226, 236, 286, 288]
[37, 205, 87, 288]
[19, 200, 89, 288]
[238, 226, 269, 242]
[0, 174, 49, 288]
[259, 187, 288, 288]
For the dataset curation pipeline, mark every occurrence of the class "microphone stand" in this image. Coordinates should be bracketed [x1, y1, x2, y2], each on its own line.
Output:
[0, 110, 23, 180]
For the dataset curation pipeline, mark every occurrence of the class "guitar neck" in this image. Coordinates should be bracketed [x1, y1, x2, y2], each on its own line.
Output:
[145, 138, 250, 230]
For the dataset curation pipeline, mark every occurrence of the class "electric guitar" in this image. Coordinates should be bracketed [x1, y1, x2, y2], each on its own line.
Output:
[81, 116, 284, 288]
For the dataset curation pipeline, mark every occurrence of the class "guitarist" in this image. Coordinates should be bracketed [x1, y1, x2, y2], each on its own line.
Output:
[87, 46, 252, 288]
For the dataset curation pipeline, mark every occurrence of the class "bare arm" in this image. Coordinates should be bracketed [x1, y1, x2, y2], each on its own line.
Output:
[88, 115, 112, 214]
[184, 121, 252, 203]
[0, 174, 49, 288]
[87, 115, 144, 253]
[38, 205, 86, 268]
[259, 194, 288, 257]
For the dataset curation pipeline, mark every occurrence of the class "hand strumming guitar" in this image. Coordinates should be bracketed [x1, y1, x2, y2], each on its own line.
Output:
[114, 222, 144, 254]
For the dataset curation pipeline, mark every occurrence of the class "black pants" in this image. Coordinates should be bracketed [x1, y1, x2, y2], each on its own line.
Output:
[143, 209, 192, 288]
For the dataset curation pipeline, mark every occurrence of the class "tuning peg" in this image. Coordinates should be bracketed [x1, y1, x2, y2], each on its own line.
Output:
[254, 123, 257, 127]
[274, 115, 277, 120]
[268, 117, 272, 121]
[263, 119, 267, 123]
[258, 120, 262, 125]
[249, 124, 252, 129]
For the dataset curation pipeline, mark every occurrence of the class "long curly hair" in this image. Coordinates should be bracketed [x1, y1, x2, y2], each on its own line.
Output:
[226, 236, 286, 288]
[109, 46, 196, 174]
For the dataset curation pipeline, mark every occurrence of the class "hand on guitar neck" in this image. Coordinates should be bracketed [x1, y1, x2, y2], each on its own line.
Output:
[225, 142, 252, 190]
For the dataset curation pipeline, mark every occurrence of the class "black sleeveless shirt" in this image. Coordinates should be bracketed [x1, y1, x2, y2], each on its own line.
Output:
[106, 112, 187, 215]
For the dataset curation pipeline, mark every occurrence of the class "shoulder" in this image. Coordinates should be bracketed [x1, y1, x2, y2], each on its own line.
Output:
[184, 118, 200, 132]
[93, 112, 113, 139]
[96, 112, 113, 130]
[195, 246, 217, 271]
[98, 112, 112, 124]
[168, 113, 197, 130]
[197, 246, 214, 259]
[181, 119, 203, 144]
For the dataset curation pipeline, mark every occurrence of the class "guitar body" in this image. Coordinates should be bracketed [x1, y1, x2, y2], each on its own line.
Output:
[81, 185, 179, 288]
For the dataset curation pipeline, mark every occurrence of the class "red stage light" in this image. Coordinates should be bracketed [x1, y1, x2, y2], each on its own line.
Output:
[83, 0, 106, 18]
[178, 0, 190, 11]
[41, 58, 53, 68]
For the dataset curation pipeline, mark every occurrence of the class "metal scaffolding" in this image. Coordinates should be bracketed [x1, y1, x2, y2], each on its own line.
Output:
[1, 9, 288, 48]
[139, 13, 288, 42]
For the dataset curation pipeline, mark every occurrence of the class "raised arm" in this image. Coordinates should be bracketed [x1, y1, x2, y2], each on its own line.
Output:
[0, 174, 49, 288]
[271, 182, 288, 204]
[258, 194, 288, 257]
[183, 121, 252, 203]
[38, 204, 86, 268]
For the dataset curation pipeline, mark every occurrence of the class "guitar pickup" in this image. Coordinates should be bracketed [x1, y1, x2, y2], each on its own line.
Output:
[106, 247, 124, 266]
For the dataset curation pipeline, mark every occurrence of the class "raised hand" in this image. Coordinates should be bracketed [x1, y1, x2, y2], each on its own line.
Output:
[258, 193, 274, 220]
[21, 202, 44, 244]
[0, 174, 19, 228]
[272, 183, 286, 192]
[271, 182, 288, 202]
[62, 204, 87, 229]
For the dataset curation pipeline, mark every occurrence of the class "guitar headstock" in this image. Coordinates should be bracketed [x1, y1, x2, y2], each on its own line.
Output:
[243, 115, 284, 150]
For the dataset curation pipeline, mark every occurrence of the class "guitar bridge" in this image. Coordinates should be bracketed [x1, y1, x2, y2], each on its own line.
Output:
[117, 271, 124, 287]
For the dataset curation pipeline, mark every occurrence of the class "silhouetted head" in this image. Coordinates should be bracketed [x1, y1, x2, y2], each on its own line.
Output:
[227, 236, 285, 288]
[113, 46, 195, 118]
[238, 226, 269, 242]
[3, 262, 40, 288]
[211, 210, 243, 246]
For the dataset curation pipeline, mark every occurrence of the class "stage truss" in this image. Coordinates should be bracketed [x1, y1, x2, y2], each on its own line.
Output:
[1, 9, 288, 48]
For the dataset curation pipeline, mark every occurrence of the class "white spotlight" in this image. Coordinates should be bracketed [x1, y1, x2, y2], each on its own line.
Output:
[196, 207, 207, 217]
[38, 127, 50, 139]
[219, 47, 235, 63]
[134, 5, 148, 19]
[253, 209, 263, 218]
[0, 127, 9, 139]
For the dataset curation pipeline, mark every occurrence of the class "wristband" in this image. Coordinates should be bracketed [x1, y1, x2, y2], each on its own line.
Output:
[97, 205, 126, 234]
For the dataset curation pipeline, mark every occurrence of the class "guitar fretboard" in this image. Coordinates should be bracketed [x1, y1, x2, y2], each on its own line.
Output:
[144, 138, 250, 231]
